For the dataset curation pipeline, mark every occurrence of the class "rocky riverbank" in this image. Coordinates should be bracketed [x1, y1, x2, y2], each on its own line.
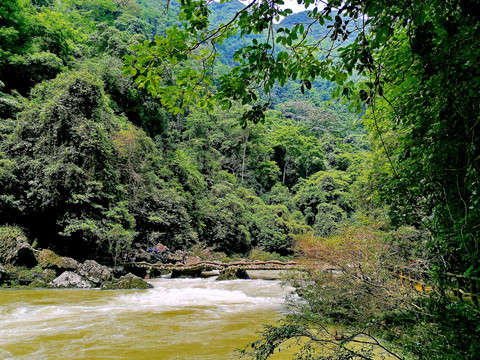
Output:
[0, 230, 151, 290]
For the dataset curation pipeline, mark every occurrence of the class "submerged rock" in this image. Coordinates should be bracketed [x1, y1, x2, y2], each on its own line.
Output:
[50, 271, 92, 288]
[100, 273, 153, 290]
[77, 260, 112, 285]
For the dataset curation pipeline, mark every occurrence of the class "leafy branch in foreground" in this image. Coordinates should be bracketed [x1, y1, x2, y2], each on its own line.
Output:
[128, 0, 480, 275]
[124, 0, 362, 124]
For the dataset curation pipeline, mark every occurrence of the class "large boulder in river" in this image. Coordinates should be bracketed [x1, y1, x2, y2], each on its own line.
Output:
[36, 249, 79, 274]
[50, 271, 92, 288]
[77, 260, 112, 285]
[100, 273, 153, 290]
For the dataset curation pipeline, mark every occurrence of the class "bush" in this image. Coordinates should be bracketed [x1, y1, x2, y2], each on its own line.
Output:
[247, 248, 285, 262]
[0, 225, 28, 263]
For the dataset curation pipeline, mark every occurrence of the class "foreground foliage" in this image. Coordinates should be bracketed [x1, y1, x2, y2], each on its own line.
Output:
[241, 225, 480, 359]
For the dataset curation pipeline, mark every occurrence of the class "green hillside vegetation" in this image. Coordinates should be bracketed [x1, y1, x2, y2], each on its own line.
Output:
[4, 0, 478, 358]
[0, 0, 365, 262]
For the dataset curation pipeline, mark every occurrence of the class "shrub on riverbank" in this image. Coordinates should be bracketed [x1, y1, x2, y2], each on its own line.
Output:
[241, 222, 434, 359]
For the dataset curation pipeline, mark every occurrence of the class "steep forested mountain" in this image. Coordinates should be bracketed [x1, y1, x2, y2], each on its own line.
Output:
[0, 0, 365, 261]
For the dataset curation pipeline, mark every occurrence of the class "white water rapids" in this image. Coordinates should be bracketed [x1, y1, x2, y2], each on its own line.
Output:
[0, 277, 295, 359]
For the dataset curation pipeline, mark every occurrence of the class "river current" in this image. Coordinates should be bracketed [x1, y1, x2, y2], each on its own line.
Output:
[0, 277, 294, 360]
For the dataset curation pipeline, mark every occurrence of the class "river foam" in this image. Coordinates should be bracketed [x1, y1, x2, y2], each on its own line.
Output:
[0, 278, 294, 359]
[116, 278, 290, 311]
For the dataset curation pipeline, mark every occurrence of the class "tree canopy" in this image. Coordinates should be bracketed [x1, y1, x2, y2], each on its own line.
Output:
[123, 2, 480, 357]
[2, 0, 480, 358]
[126, 0, 480, 276]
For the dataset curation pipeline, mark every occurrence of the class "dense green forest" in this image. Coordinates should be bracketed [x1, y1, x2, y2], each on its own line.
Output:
[2, 0, 480, 359]
[0, 0, 365, 260]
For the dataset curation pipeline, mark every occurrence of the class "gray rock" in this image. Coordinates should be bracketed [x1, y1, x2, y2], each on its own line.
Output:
[50, 271, 92, 288]
[101, 273, 153, 290]
[77, 260, 112, 285]
[58, 256, 79, 270]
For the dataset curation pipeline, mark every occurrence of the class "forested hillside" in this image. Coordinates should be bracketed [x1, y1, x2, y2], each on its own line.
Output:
[3, 0, 480, 358]
[0, 0, 365, 261]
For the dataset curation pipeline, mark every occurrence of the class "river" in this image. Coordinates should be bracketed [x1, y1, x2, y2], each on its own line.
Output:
[0, 277, 294, 360]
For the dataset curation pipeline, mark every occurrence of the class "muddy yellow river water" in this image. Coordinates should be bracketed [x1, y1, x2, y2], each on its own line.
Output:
[0, 278, 295, 360]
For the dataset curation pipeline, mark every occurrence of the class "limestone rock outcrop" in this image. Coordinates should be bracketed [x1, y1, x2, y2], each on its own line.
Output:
[77, 260, 112, 285]
[0, 231, 37, 267]
[36, 249, 79, 274]
[50, 271, 92, 288]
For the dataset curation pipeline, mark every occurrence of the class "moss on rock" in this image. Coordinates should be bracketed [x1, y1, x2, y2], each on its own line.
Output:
[216, 268, 251, 280]
[100, 273, 153, 290]
[0, 226, 27, 263]
[0, 225, 37, 267]
[36, 249, 78, 272]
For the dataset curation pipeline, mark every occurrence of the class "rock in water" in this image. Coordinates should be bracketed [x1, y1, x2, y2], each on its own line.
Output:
[216, 268, 251, 280]
[100, 273, 153, 290]
[50, 271, 92, 288]
[77, 260, 112, 285]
